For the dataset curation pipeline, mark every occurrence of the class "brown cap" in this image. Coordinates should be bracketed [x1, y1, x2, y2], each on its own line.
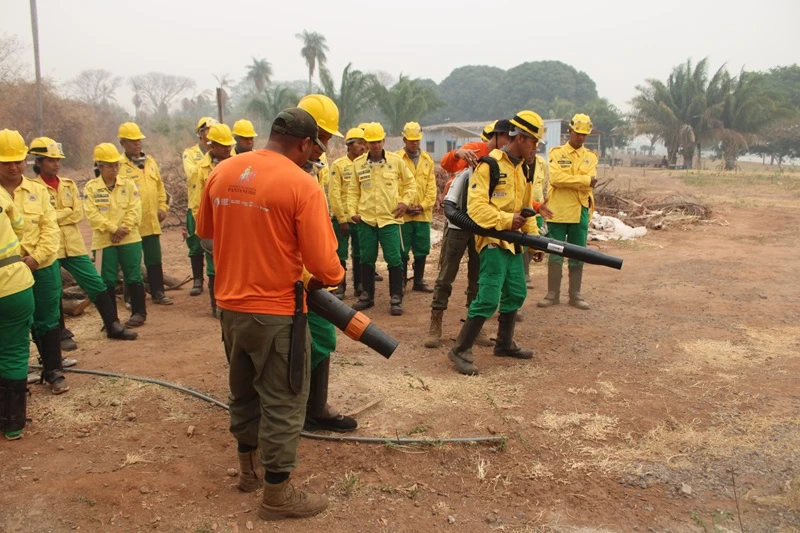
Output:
[271, 108, 325, 152]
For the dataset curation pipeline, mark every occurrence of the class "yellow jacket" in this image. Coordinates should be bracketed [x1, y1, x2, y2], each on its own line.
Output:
[118, 153, 168, 237]
[83, 176, 142, 250]
[183, 144, 205, 179]
[33, 176, 88, 259]
[185, 144, 207, 217]
[347, 151, 416, 228]
[397, 149, 437, 223]
[547, 143, 597, 224]
[468, 149, 537, 253]
[14, 177, 60, 269]
[329, 155, 358, 223]
[0, 187, 35, 298]
[190, 152, 231, 217]
[315, 153, 331, 213]
[532, 154, 546, 204]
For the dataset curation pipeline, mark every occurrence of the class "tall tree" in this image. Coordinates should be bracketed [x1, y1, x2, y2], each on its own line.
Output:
[68, 69, 122, 106]
[373, 75, 442, 135]
[128, 72, 195, 116]
[246, 86, 300, 127]
[245, 58, 273, 93]
[295, 30, 328, 94]
[319, 63, 378, 130]
[0, 35, 25, 83]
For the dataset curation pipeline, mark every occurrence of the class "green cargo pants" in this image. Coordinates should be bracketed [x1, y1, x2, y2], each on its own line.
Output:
[32, 262, 63, 339]
[141, 234, 162, 268]
[333, 219, 360, 263]
[358, 223, 402, 269]
[309, 310, 336, 371]
[185, 210, 203, 257]
[100, 242, 144, 290]
[222, 310, 310, 474]
[0, 288, 35, 380]
[467, 246, 527, 319]
[401, 221, 431, 260]
[546, 207, 589, 267]
[431, 227, 480, 311]
[60, 255, 107, 302]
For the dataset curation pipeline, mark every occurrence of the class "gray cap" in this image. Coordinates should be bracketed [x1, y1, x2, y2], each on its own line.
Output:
[271, 108, 326, 152]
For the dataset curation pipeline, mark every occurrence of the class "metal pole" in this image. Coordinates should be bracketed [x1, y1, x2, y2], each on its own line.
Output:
[30, 0, 44, 136]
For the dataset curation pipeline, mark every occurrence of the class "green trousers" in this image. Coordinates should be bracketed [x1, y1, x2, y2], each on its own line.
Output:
[431, 227, 480, 310]
[100, 242, 144, 290]
[60, 255, 106, 302]
[358, 223, 402, 269]
[467, 246, 527, 319]
[401, 221, 431, 260]
[333, 219, 360, 263]
[309, 310, 336, 371]
[32, 262, 63, 339]
[185, 210, 203, 257]
[222, 310, 310, 474]
[141, 234, 162, 268]
[547, 207, 589, 267]
[0, 288, 35, 380]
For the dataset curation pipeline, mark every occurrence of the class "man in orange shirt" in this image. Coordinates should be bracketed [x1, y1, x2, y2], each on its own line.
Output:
[196, 108, 343, 521]
[440, 119, 513, 175]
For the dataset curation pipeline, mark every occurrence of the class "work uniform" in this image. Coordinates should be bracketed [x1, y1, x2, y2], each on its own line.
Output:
[196, 149, 343, 476]
[0, 187, 35, 436]
[191, 152, 222, 277]
[329, 154, 361, 291]
[183, 143, 206, 259]
[118, 153, 168, 268]
[397, 148, 437, 281]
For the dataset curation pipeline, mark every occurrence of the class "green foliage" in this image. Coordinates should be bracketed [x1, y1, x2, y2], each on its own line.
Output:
[426, 65, 505, 123]
[762, 64, 800, 111]
[245, 86, 301, 133]
[296, 30, 328, 95]
[320, 63, 379, 130]
[374, 76, 442, 135]
[749, 120, 800, 165]
[245, 58, 273, 93]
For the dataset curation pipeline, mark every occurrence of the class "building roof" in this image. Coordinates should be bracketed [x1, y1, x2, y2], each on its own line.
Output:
[422, 121, 487, 137]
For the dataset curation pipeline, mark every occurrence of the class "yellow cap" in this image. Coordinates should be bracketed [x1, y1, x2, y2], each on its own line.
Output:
[232, 119, 258, 138]
[298, 94, 343, 137]
[93, 143, 122, 163]
[118, 122, 145, 140]
[0, 129, 28, 162]
[363, 122, 386, 143]
[401, 121, 423, 141]
[569, 113, 593, 135]
[510, 110, 545, 140]
[197, 117, 218, 131]
[207, 124, 236, 146]
[29, 137, 65, 159]
[345, 128, 365, 143]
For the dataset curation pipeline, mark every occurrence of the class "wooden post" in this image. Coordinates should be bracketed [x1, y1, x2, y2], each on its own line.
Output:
[215, 88, 224, 123]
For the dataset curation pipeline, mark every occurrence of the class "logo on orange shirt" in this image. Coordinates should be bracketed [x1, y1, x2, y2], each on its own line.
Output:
[238, 166, 256, 186]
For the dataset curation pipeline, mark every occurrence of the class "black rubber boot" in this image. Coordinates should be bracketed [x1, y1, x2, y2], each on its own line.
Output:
[189, 255, 204, 296]
[59, 309, 78, 351]
[208, 275, 217, 317]
[1, 378, 28, 440]
[94, 290, 138, 340]
[494, 312, 534, 359]
[401, 258, 409, 293]
[352, 258, 363, 298]
[125, 283, 147, 328]
[412, 256, 434, 293]
[334, 261, 347, 300]
[448, 316, 486, 375]
[39, 328, 70, 394]
[147, 265, 173, 305]
[388, 266, 404, 316]
[352, 264, 375, 311]
[304, 358, 357, 433]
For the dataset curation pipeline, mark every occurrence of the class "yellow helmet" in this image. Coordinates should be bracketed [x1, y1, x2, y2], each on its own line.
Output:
[510, 110, 545, 141]
[480, 121, 498, 142]
[0, 129, 28, 162]
[401, 121, 423, 141]
[196, 117, 218, 131]
[298, 94, 343, 137]
[569, 113, 593, 135]
[29, 137, 65, 159]
[357, 122, 369, 130]
[118, 122, 146, 140]
[345, 127, 365, 143]
[93, 143, 122, 163]
[207, 124, 236, 146]
[363, 122, 386, 143]
[232, 119, 258, 138]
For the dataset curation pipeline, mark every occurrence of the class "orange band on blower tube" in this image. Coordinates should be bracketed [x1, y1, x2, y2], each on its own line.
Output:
[344, 312, 371, 341]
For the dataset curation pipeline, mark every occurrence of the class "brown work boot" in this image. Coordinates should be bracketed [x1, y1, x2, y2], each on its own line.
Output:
[258, 479, 328, 520]
[568, 265, 590, 310]
[424, 309, 444, 348]
[237, 450, 262, 493]
[537, 261, 562, 308]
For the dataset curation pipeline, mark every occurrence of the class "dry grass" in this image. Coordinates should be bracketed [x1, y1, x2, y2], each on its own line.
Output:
[532, 411, 618, 442]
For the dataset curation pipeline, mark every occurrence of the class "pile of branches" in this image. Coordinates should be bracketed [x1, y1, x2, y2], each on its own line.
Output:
[160, 159, 187, 229]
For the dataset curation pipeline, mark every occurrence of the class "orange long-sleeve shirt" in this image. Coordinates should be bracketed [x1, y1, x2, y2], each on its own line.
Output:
[196, 150, 344, 315]
[440, 141, 489, 174]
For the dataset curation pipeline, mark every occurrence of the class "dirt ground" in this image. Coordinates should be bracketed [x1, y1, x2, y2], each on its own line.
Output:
[1, 164, 799, 532]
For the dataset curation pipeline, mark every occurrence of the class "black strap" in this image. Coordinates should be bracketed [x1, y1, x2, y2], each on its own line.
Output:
[478, 156, 501, 198]
[0, 255, 22, 269]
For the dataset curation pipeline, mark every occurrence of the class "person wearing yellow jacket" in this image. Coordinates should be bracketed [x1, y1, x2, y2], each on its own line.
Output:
[0, 130, 37, 439]
[0, 133, 69, 395]
[232, 119, 258, 155]
[184, 117, 216, 296]
[448, 111, 548, 376]
[348, 122, 415, 316]
[329, 127, 366, 299]
[523, 152, 548, 289]
[29, 138, 137, 343]
[537, 113, 598, 310]
[397, 121, 437, 293]
[117, 122, 172, 306]
[83, 143, 147, 329]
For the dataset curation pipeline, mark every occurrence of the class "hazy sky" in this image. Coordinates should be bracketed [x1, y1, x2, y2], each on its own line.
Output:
[3, 0, 799, 114]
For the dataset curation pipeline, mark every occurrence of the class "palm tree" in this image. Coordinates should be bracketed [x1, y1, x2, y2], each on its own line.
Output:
[319, 63, 379, 129]
[246, 86, 301, 129]
[246, 58, 273, 93]
[296, 30, 328, 94]
[373, 75, 442, 135]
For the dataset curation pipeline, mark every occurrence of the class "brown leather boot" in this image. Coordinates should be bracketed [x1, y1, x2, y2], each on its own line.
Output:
[537, 261, 562, 308]
[236, 450, 262, 493]
[568, 265, 590, 310]
[423, 309, 443, 348]
[258, 479, 328, 520]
